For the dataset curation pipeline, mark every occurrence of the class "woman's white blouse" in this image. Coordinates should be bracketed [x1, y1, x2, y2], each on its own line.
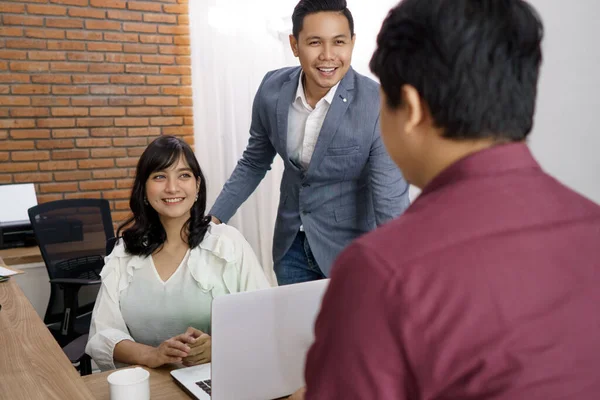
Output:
[85, 222, 272, 371]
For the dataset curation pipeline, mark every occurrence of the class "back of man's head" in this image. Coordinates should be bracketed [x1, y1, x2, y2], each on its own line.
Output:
[370, 0, 544, 142]
[292, 0, 354, 39]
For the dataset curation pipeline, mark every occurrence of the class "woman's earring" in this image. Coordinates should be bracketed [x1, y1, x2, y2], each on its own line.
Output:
[143, 197, 148, 205]
[195, 193, 198, 202]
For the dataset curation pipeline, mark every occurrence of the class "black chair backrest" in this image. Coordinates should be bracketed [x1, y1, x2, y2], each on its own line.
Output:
[28, 199, 115, 323]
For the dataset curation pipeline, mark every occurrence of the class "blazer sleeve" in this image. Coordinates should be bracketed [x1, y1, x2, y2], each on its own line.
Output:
[368, 116, 410, 225]
[209, 72, 278, 223]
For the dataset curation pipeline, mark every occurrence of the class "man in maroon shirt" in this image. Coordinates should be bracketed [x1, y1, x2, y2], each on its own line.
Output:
[298, 0, 600, 399]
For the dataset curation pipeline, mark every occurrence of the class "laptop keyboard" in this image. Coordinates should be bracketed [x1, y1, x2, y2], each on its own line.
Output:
[196, 379, 212, 395]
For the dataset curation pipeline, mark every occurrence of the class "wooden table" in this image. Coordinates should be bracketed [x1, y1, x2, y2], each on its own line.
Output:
[82, 364, 191, 400]
[0, 246, 42, 266]
[0, 257, 95, 399]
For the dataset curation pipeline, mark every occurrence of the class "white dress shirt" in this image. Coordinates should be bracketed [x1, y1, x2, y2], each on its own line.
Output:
[85, 222, 272, 371]
[287, 73, 340, 170]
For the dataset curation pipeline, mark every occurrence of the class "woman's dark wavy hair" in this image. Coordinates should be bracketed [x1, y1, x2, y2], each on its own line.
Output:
[117, 135, 210, 257]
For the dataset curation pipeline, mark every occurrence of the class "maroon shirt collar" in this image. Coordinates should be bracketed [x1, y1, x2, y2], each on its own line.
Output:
[419, 142, 541, 197]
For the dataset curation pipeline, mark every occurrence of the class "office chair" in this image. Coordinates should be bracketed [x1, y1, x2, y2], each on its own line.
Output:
[28, 199, 115, 375]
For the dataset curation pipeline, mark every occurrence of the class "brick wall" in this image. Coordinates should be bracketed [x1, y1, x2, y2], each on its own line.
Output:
[0, 0, 193, 226]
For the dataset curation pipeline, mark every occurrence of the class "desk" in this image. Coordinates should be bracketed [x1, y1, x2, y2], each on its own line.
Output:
[0, 246, 42, 266]
[82, 365, 191, 400]
[0, 256, 95, 400]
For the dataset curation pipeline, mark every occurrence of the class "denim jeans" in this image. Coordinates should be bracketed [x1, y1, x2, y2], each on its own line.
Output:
[274, 231, 326, 286]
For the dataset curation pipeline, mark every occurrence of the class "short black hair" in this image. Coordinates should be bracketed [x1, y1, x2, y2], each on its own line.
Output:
[117, 135, 210, 257]
[370, 0, 544, 141]
[292, 0, 354, 39]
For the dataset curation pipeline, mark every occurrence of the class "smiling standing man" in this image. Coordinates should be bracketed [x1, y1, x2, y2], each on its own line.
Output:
[209, 0, 409, 285]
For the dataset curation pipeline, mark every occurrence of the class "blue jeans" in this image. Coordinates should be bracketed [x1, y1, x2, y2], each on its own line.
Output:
[274, 231, 326, 286]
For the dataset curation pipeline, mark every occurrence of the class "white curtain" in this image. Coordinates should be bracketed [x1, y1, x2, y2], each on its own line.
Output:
[190, 0, 404, 282]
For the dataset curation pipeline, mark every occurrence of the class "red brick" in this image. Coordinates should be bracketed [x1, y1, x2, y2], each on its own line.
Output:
[14, 172, 53, 183]
[10, 61, 48, 72]
[114, 200, 130, 210]
[71, 97, 108, 106]
[0, 140, 35, 151]
[91, 108, 126, 117]
[37, 194, 64, 202]
[161, 86, 192, 96]
[0, 27, 24, 37]
[173, 36, 190, 46]
[0, 131, 6, 140]
[90, 86, 126, 95]
[66, 31, 103, 41]
[115, 158, 139, 167]
[68, 8, 105, 19]
[78, 159, 115, 169]
[0, 162, 38, 173]
[80, 180, 116, 190]
[51, 62, 88, 72]
[65, 192, 102, 200]
[90, 127, 127, 137]
[46, 18, 84, 29]
[107, 10, 142, 21]
[0, 3, 25, 13]
[146, 76, 179, 85]
[88, 42, 123, 52]
[10, 108, 50, 118]
[91, 148, 127, 158]
[128, 127, 160, 136]
[52, 108, 89, 117]
[37, 119, 76, 128]
[6, 38, 46, 49]
[28, 51, 67, 61]
[160, 66, 192, 75]
[178, 14, 189, 25]
[50, 0, 89, 6]
[183, 117, 193, 125]
[163, 4, 188, 14]
[124, 44, 157, 53]
[32, 97, 69, 106]
[68, 52, 104, 62]
[94, 169, 128, 179]
[110, 75, 145, 85]
[12, 84, 50, 95]
[146, 96, 178, 106]
[51, 149, 90, 160]
[3, 15, 44, 26]
[52, 129, 89, 138]
[125, 64, 158, 74]
[37, 139, 75, 149]
[31, 74, 71, 84]
[10, 129, 51, 139]
[54, 170, 92, 181]
[0, 119, 36, 129]
[128, 1, 162, 12]
[126, 107, 161, 116]
[76, 138, 112, 147]
[39, 182, 78, 193]
[53, 85, 89, 95]
[109, 97, 144, 106]
[27, 4, 67, 16]
[162, 107, 192, 116]
[126, 86, 159, 95]
[163, 126, 193, 135]
[141, 55, 174, 65]
[86, 20, 121, 31]
[104, 32, 139, 43]
[143, 13, 176, 24]
[38, 160, 78, 170]
[0, 50, 27, 60]
[25, 28, 66, 40]
[105, 53, 141, 63]
[89, 63, 124, 73]
[91, 0, 126, 8]
[159, 45, 190, 55]
[117, 178, 134, 188]
[158, 25, 187, 35]
[139, 35, 172, 44]
[125, 23, 157, 34]
[12, 151, 50, 162]
[0, 96, 31, 106]
[76, 118, 114, 128]
[72, 75, 109, 84]
[150, 117, 182, 126]
[175, 56, 191, 65]
[0, 153, 9, 163]
[102, 190, 131, 200]
[48, 40, 86, 51]
[114, 117, 148, 127]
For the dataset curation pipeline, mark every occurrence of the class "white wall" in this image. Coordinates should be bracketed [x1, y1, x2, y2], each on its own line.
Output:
[527, 0, 600, 203]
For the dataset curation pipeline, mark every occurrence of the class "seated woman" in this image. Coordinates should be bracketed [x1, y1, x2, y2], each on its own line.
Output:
[86, 135, 272, 371]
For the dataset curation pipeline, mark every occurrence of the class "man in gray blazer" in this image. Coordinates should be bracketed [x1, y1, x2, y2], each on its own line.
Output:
[209, 0, 409, 285]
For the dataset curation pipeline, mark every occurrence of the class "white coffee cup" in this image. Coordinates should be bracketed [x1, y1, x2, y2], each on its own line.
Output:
[107, 367, 150, 400]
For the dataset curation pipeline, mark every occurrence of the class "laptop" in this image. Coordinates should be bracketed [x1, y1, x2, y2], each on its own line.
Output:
[171, 279, 330, 400]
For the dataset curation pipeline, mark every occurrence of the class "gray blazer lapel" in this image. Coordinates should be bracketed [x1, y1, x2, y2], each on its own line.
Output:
[306, 68, 356, 176]
[276, 68, 301, 165]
